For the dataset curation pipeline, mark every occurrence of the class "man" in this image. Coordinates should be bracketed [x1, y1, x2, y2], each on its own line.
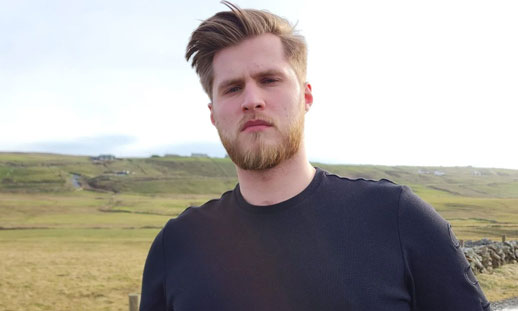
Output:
[140, 2, 490, 310]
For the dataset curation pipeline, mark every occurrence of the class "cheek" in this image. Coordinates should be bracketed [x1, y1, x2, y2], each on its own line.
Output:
[213, 110, 237, 132]
[281, 95, 302, 118]
[212, 105, 226, 122]
[213, 100, 238, 118]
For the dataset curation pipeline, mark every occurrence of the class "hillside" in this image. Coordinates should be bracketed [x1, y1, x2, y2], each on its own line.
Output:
[1, 152, 517, 198]
[1, 152, 518, 239]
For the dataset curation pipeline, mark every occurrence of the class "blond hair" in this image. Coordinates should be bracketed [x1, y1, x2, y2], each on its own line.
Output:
[185, 1, 307, 99]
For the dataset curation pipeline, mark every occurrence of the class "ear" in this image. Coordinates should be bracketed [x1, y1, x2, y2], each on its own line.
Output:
[304, 82, 313, 112]
[208, 102, 216, 125]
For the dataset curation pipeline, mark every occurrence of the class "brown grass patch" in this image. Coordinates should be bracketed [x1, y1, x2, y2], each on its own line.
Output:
[0, 236, 150, 311]
[478, 263, 518, 302]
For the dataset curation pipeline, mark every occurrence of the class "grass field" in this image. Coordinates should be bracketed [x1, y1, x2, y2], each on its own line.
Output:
[0, 229, 157, 311]
[478, 264, 518, 302]
[1, 152, 517, 309]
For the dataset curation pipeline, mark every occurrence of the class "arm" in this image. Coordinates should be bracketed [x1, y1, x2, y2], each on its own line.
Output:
[140, 228, 168, 311]
[397, 186, 490, 311]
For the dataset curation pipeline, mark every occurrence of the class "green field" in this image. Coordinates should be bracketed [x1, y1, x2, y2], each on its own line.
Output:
[1, 152, 517, 309]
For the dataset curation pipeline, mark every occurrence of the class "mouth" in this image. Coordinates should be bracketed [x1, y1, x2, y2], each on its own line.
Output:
[241, 119, 273, 132]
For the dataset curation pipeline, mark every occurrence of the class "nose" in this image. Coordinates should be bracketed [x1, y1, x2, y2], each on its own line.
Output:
[241, 83, 265, 112]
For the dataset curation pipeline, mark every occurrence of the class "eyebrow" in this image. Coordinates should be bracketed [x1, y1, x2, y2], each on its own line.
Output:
[216, 69, 285, 94]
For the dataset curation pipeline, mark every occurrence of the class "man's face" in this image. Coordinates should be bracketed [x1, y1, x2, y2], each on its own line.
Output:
[209, 33, 313, 171]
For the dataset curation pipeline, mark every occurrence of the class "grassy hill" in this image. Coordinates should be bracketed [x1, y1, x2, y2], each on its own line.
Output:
[2, 152, 518, 197]
[1, 152, 518, 239]
[0, 152, 237, 194]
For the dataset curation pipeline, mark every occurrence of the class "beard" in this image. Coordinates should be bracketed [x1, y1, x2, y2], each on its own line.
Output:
[216, 108, 305, 171]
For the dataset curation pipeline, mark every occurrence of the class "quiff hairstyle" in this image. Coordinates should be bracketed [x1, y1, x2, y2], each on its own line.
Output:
[185, 1, 307, 100]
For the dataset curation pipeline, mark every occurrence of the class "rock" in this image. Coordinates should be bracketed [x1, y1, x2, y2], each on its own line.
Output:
[463, 239, 518, 274]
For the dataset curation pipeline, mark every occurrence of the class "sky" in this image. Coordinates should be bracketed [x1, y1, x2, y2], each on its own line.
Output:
[1, 0, 517, 169]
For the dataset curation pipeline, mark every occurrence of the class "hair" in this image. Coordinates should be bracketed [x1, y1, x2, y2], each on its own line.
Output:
[185, 1, 307, 99]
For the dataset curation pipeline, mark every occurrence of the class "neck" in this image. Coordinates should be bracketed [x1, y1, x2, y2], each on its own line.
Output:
[236, 144, 316, 206]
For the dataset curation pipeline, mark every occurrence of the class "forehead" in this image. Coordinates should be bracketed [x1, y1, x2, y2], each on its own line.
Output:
[212, 33, 295, 86]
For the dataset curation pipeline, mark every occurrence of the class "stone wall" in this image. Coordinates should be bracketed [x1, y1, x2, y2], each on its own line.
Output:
[463, 239, 518, 274]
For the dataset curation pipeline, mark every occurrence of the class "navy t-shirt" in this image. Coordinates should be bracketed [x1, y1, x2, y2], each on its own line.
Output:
[140, 168, 490, 310]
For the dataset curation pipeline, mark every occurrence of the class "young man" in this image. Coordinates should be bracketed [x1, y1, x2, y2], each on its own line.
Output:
[140, 2, 490, 310]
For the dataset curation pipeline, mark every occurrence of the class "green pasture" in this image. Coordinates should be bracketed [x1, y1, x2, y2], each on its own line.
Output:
[0, 191, 206, 229]
[0, 227, 160, 244]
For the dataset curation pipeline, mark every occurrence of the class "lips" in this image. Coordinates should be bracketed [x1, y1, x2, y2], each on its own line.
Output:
[241, 119, 273, 132]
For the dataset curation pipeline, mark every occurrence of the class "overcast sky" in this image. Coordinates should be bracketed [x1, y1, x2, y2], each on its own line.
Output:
[1, 0, 517, 169]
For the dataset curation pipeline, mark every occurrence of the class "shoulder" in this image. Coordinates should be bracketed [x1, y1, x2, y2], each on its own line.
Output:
[393, 186, 491, 309]
[318, 168, 404, 203]
[310, 169, 413, 229]
[320, 168, 400, 189]
[161, 188, 236, 234]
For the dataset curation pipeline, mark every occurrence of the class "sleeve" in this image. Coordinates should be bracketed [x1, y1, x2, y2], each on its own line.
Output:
[397, 186, 491, 311]
[140, 227, 168, 311]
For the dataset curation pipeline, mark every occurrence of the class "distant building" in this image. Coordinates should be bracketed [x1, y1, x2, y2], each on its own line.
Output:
[418, 169, 445, 176]
[90, 154, 116, 161]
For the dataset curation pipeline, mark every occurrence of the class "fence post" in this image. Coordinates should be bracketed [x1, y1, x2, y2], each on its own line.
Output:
[502, 235, 506, 243]
[129, 293, 140, 311]
[459, 239, 464, 248]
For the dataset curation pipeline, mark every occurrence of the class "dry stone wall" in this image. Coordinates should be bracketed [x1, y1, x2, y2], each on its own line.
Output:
[463, 239, 518, 274]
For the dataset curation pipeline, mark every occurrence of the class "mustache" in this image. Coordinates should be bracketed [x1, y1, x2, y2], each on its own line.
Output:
[238, 114, 276, 131]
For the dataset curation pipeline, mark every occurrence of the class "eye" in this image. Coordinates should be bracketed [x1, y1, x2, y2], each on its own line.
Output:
[262, 78, 279, 84]
[225, 85, 241, 94]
